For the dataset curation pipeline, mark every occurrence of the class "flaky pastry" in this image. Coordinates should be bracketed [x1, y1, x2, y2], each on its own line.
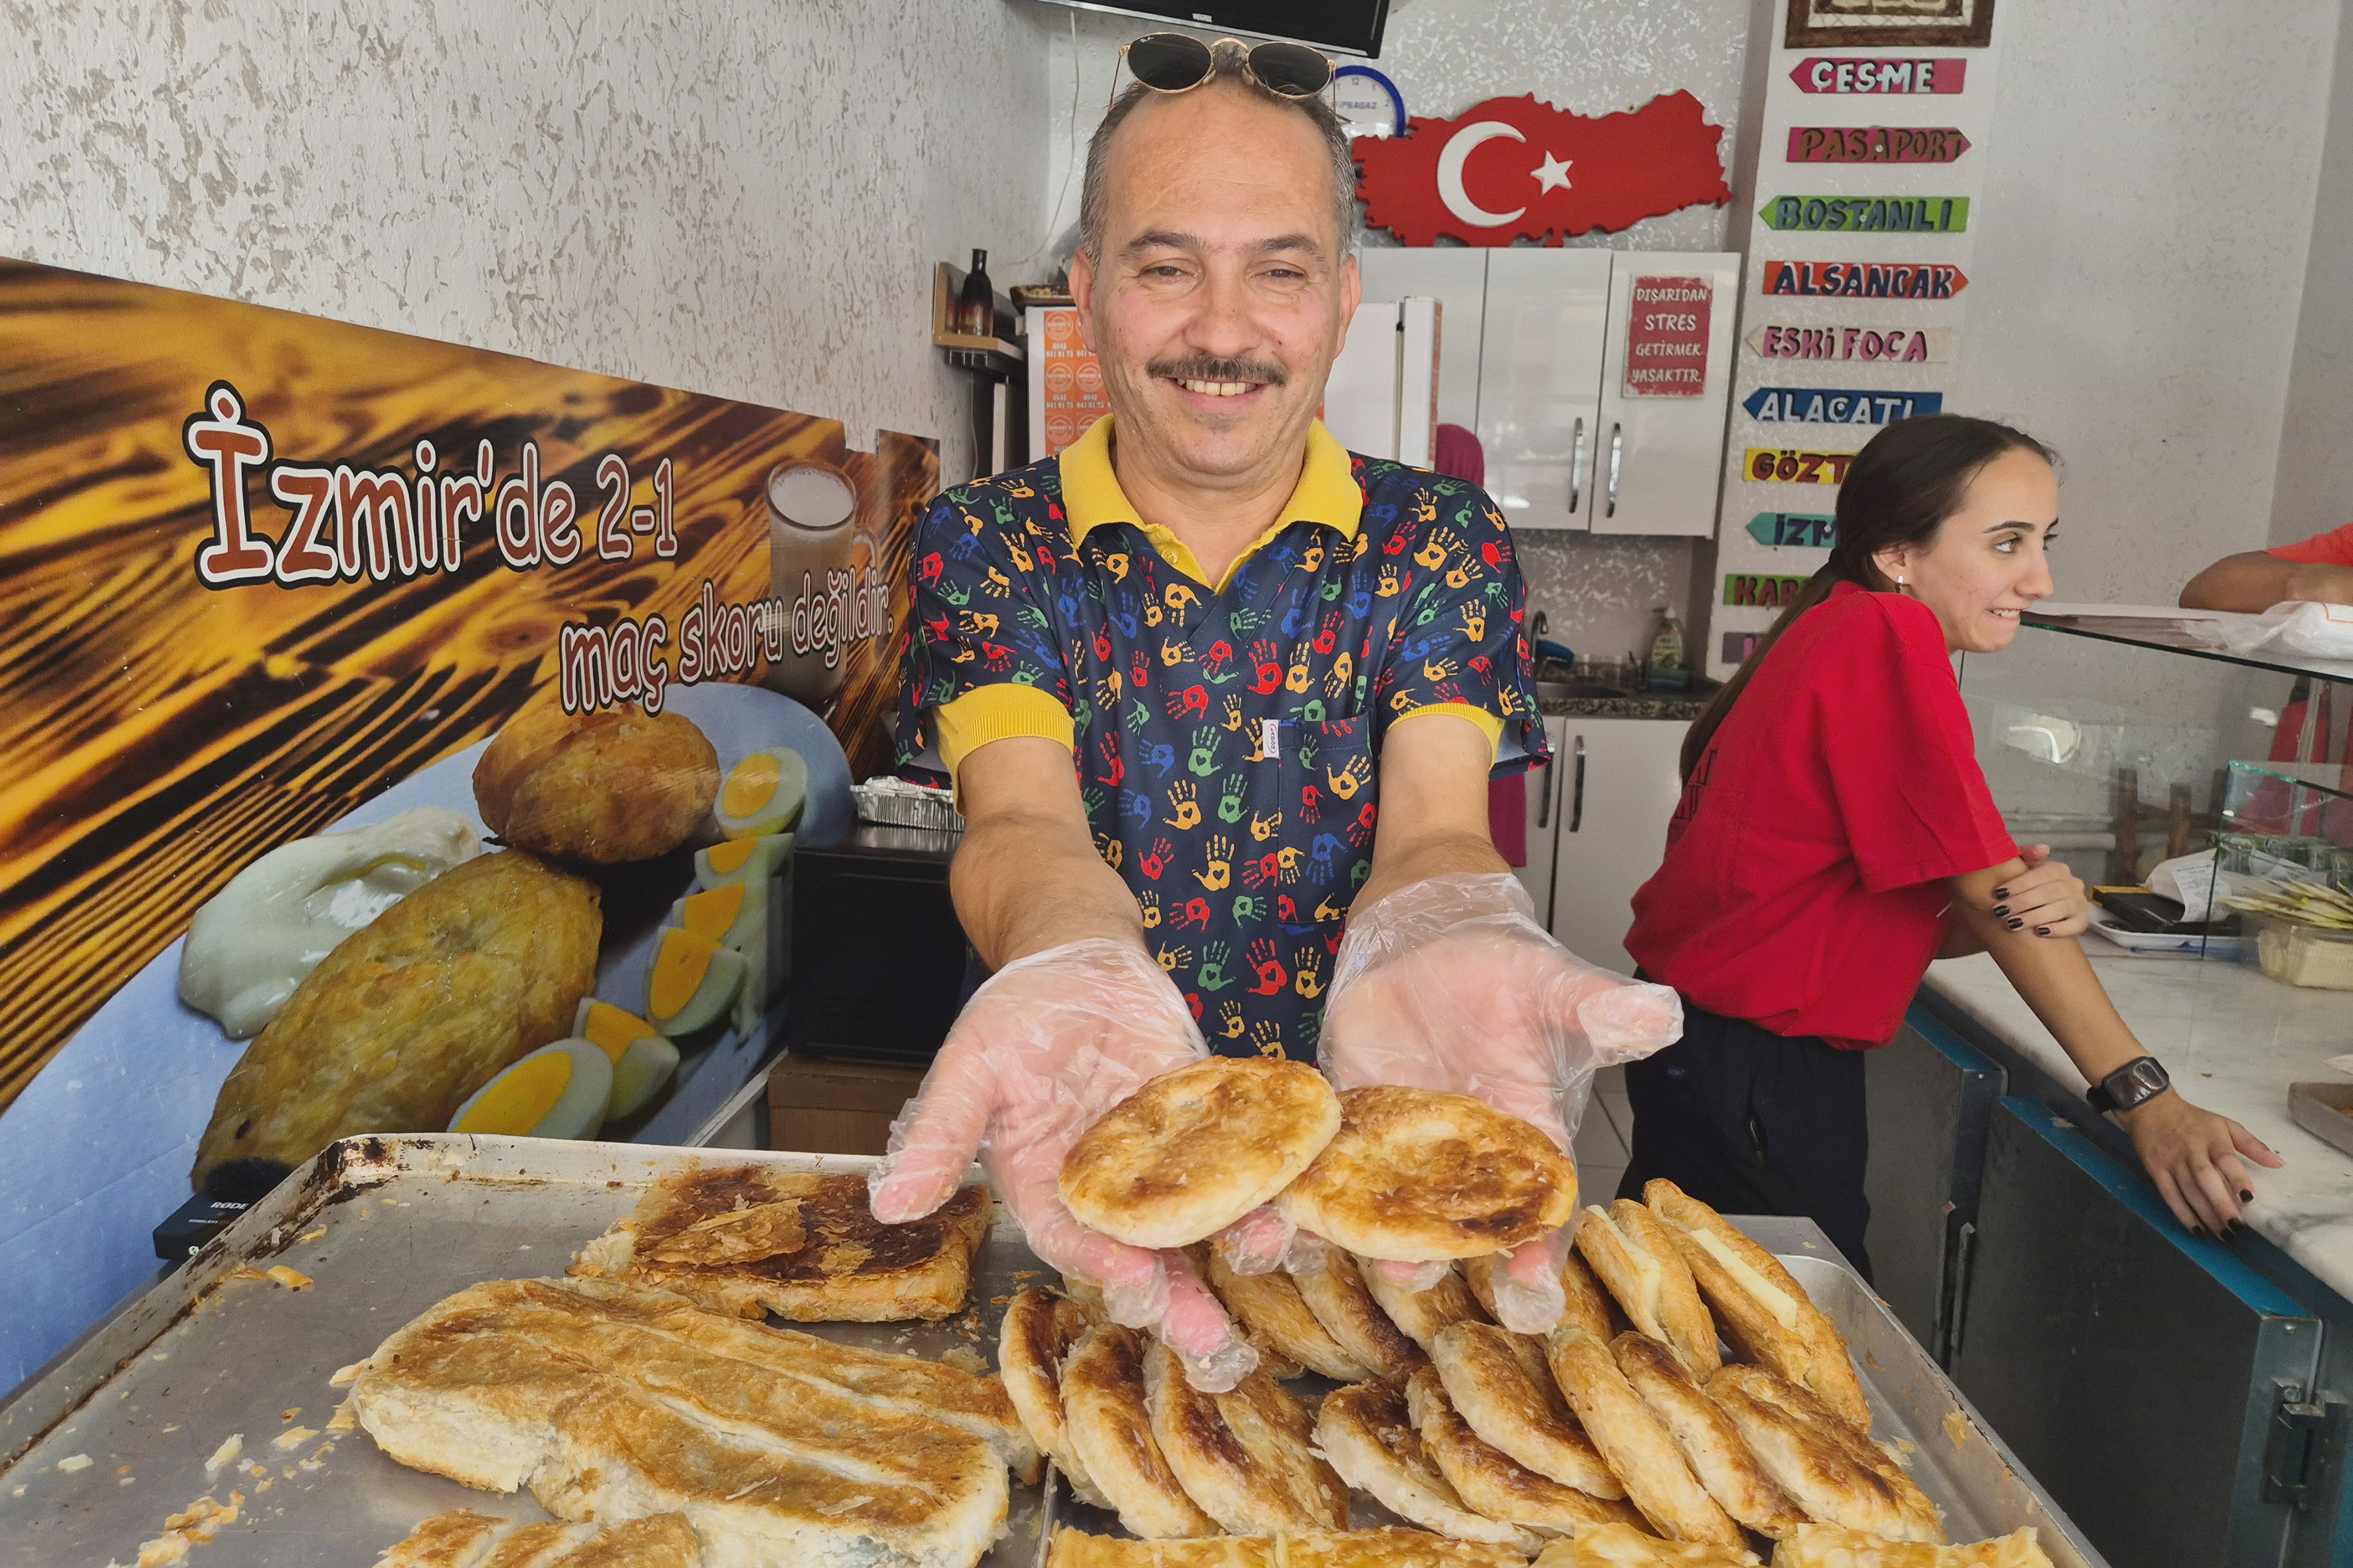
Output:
[1705, 1365, 1942, 1545]
[1061, 1325, 1219, 1539]
[1314, 1379, 1543, 1552]
[1143, 1340, 1347, 1534]
[1431, 1321, 1620, 1498]
[1611, 1332, 1803, 1539]
[1573, 1202, 1720, 1380]
[1772, 1524, 2053, 1567]
[1204, 1248, 1374, 1382]
[1407, 1365, 1646, 1538]
[1545, 1328, 1745, 1552]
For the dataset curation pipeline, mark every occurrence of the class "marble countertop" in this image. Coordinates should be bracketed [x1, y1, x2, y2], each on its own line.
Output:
[1923, 949, 2353, 1301]
[1539, 692, 1713, 721]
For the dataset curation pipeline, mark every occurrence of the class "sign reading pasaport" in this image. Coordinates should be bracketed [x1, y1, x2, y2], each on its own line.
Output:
[1788, 57, 1966, 94]
[1747, 324, 1955, 363]
[1761, 261, 1968, 299]
[1787, 127, 1969, 163]
[1742, 387, 1943, 426]
[1623, 276, 1713, 396]
[1761, 195, 1968, 233]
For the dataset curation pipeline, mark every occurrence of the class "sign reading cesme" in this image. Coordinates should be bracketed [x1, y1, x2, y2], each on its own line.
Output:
[1789, 57, 1966, 94]
[1624, 276, 1713, 397]
[1761, 195, 1968, 233]
[1742, 387, 1944, 426]
[1747, 324, 1954, 363]
[1747, 512, 1838, 548]
[1745, 448, 1856, 484]
[1787, 127, 1969, 163]
[1761, 261, 1968, 299]
[1724, 573, 1812, 606]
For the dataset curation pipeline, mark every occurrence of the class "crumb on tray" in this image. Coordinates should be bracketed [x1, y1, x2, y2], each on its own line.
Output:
[56, 1454, 92, 1472]
[203, 1435, 242, 1476]
[1943, 1410, 1970, 1448]
[271, 1427, 317, 1452]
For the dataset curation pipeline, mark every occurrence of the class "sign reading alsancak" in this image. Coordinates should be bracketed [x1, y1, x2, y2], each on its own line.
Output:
[1761, 261, 1968, 299]
[1761, 195, 1968, 233]
[1742, 387, 1944, 425]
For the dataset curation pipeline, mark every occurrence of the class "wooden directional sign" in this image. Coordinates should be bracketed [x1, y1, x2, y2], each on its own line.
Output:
[1747, 512, 1837, 548]
[1743, 387, 1943, 426]
[1788, 127, 1969, 163]
[1762, 195, 1968, 233]
[1747, 324, 1954, 363]
[1761, 261, 1968, 299]
[1724, 573, 1811, 607]
[1789, 57, 1966, 94]
[1745, 448, 1855, 484]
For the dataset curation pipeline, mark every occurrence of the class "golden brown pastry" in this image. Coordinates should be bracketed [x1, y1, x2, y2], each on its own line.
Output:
[193, 849, 598, 1187]
[1313, 1379, 1543, 1552]
[1000, 1286, 1110, 1506]
[1431, 1321, 1621, 1498]
[1292, 1248, 1425, 1381]
[1612, 1333, 1804, 1539]
[1466, 1247, 1619, 1342]
[1407, 1365, 1648, 1538]
[1061, 1325, 1220, 1539]
[1361, 1258, 1490, 1352]
[1645, 1179, 1870, 1432]
[1046, 1525, 1533, 1567]
[642, 1198, 805, 1265]
[1545, 1328, 1745, 1552]
[1574, 1202, 1721, 1380]
[1204, 1248, 1373, 1382]
[1531, 1522, 1761, 1565]
[1705, 1365, 1943, 1545]
[474, 689, 720, 863]
[1277, 1087, 1578, 1261]
[1771, 1525, 2053, 1567]
[1061, 1057, 1341, 1249]
[1143, 1340, 1348, 1534]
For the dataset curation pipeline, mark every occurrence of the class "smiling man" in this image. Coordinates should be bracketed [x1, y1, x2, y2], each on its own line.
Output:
[868, 41, 1680, 1381]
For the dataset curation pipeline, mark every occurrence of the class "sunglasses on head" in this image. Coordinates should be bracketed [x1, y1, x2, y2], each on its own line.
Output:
[1112, 33, 1335, 111]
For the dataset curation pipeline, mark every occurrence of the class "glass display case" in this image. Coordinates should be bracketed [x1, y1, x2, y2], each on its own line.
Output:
[1953, 608, 2352, 951]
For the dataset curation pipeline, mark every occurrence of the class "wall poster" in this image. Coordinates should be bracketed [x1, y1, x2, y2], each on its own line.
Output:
[1785, 0, 1995, 49]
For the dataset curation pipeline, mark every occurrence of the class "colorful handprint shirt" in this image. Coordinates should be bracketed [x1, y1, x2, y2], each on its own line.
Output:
[895, 416, 1545, 1062]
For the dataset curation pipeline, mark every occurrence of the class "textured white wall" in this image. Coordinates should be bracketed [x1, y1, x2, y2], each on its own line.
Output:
[0, 0, 1056, 483]
[1039, 0, 1755, 661]
[2269, 5, 2353, 551]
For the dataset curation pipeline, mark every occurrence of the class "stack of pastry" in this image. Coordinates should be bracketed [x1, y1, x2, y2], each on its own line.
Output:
[1025, 1096, 2057, 1568]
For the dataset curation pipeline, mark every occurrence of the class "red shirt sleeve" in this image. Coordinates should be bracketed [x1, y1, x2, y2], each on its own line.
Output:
[2269, 522, 2353, 568]
[1817, 594, 2019, 893]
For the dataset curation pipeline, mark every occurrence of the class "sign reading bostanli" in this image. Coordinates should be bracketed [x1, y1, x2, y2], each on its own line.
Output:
[1747, 512, 1837, 548]
[1761, 195, 1968, 233]
[1787, 126, 1969, 163]
[1789, 57, 1965, 94]
[1747, 324, 1954, 363]
[1742, 387, 1943, 425]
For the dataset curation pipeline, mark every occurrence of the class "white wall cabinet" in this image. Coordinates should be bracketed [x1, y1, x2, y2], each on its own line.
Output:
[1356, 249, 1739, 537]
[1532, 717, 1691, 976]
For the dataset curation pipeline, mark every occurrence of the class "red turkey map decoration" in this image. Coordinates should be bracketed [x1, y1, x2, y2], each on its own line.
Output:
[1355, 92, 1730, 246]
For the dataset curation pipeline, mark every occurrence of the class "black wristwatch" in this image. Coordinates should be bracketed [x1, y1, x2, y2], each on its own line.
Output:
[2087, 1056, 2170, 1114]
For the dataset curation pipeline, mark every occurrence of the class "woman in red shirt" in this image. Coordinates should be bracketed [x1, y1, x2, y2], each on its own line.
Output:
[1623, 415, 2278, 1271]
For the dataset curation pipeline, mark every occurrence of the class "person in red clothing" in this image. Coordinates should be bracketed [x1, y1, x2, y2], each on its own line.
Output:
[1622, 415, 2278, 1270]
[2181, 520, 2353, 612]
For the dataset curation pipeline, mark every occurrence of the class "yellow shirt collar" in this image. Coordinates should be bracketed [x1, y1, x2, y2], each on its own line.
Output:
[1057, 415, 1363, 557]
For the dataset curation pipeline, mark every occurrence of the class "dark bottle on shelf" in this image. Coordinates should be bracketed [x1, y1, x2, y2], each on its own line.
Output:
[958, 248, 996, 339]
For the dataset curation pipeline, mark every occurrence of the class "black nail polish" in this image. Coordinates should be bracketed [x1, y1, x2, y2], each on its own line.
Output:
[2192, 1225, 2209, 1238]
[2035, 926, 2050, 936]
[2241, 1190, 2255, 1203]
[1993, 905, 2010, 918]
[1994, 887, 2011, 899]
[2006, 917, 2024, 930]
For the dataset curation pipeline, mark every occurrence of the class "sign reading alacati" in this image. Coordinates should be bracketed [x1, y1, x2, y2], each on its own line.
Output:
[1354, 92, 1731, 246]
[0, 258, 936, 1111]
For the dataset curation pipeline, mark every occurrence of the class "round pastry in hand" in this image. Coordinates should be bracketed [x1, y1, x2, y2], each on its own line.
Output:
[1275, 1086, 1577, 1263]
[473, 692, 721, 863]
[1059, 1056, 1342, 1250]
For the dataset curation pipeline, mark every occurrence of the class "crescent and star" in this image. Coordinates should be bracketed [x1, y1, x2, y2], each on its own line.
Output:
[1433, 121, 1577, 227]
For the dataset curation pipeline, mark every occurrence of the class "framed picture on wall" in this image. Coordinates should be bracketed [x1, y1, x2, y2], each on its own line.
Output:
[1785, 0, 1994, 49]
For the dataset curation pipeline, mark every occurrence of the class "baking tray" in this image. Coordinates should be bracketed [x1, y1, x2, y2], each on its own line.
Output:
[2289, 1081, 2353, 1159]
[0, 1136, 1047, 1567]
[0, 1141, 2105, 1567]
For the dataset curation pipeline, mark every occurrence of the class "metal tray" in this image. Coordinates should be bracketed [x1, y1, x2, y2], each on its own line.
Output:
[0, 1135, 1048, 1567]
[2289, 1081, 2353, 1160]
[0, 1142, 2104, 1567]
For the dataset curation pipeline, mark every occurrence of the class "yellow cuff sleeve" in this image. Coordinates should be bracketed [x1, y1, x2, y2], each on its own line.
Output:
[1393, 702, 1504, 762]
[931, 684, 1076, 784]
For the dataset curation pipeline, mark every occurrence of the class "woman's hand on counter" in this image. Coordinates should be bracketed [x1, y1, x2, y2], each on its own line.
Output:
[1993, 844, 2090, 938]
[2115, 1089, 2285, 1237]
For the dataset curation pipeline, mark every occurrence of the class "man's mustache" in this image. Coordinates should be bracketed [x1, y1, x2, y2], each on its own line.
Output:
[1146, 353, 1289, 387]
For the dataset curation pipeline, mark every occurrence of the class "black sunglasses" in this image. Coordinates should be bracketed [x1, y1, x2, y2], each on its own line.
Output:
[1113, 33, 1335, 111]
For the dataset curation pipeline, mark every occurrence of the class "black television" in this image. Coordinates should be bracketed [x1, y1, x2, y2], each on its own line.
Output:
[1028, 0, 1390, 58]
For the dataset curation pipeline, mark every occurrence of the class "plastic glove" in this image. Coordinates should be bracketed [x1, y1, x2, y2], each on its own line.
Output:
[867, 938, 1257, 1385]
[1319, 873, 1683, 1333]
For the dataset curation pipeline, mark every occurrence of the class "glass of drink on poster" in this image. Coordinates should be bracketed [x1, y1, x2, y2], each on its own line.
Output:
[761, 459, 879, 709]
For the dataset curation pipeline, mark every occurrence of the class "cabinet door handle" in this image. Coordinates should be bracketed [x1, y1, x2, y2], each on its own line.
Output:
[1568, 735, 1587, 833]
[1604, 424, 1623, 519]
[1568, 416, 1586, 513]
[1535, 757, 1553, 829]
